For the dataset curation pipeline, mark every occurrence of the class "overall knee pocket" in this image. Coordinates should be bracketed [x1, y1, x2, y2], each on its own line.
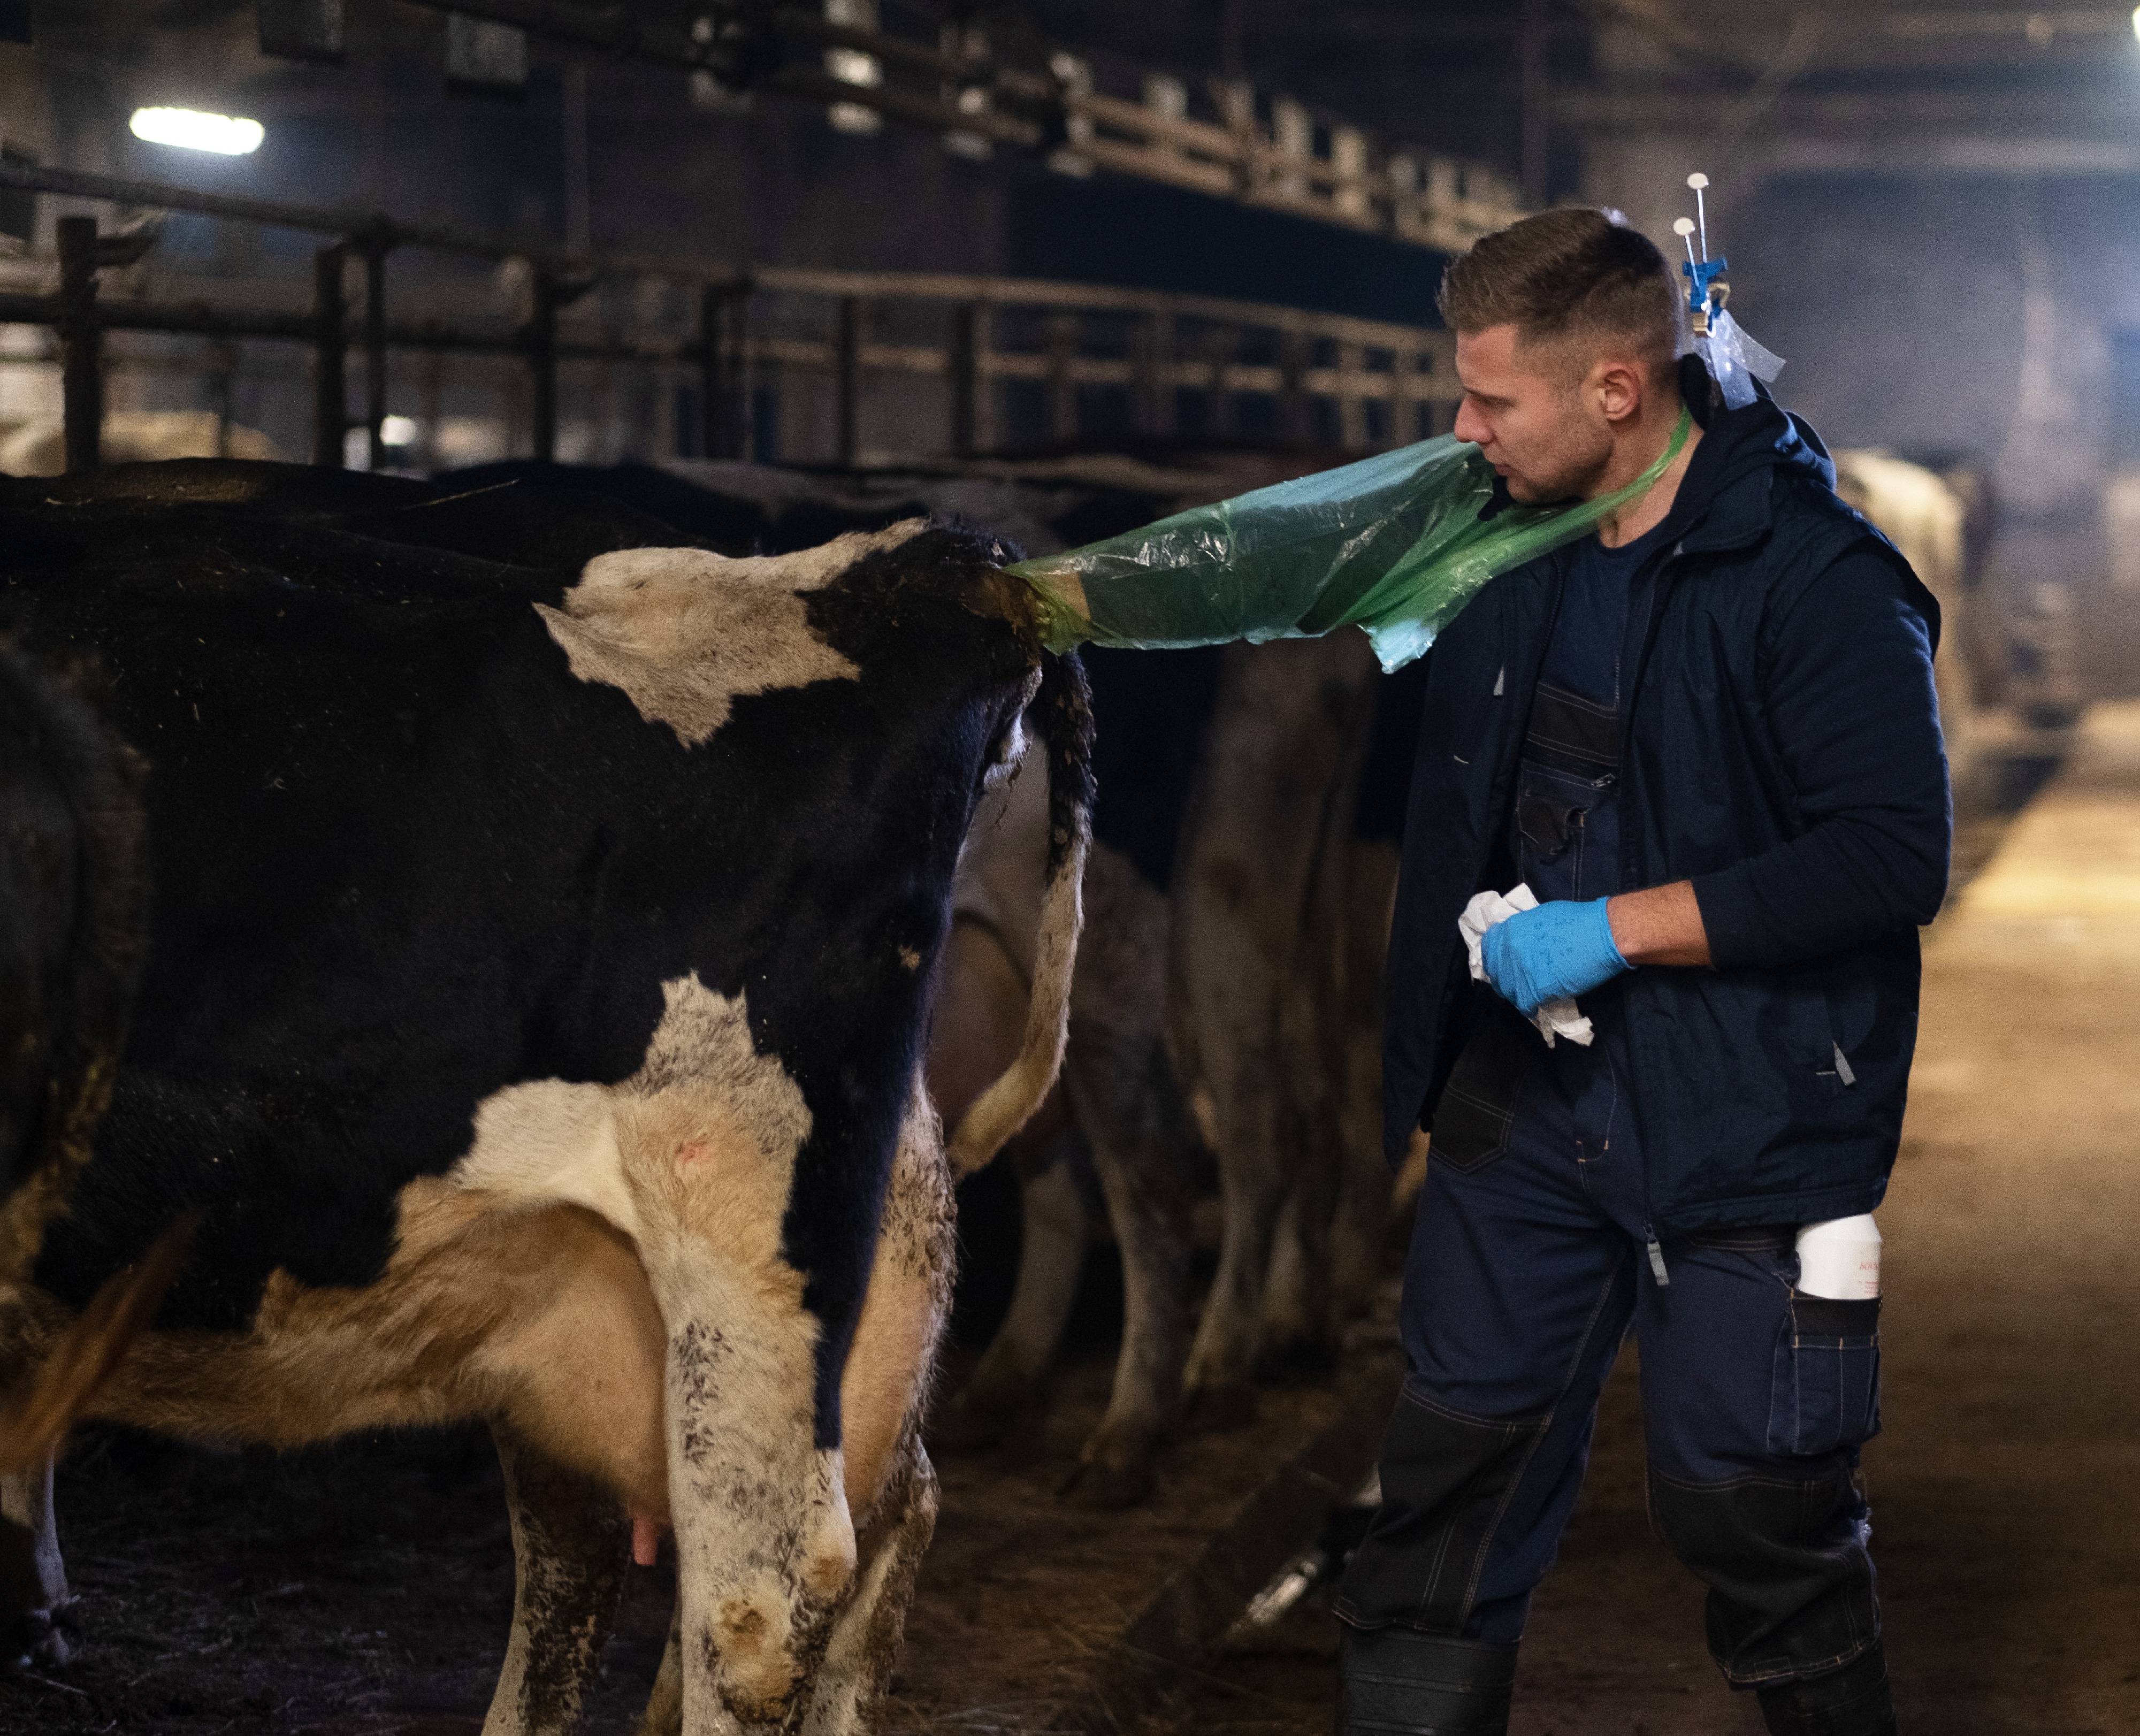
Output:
[1336, 1385, 1549, 1634]
[1648, 1459, 1880, 1685]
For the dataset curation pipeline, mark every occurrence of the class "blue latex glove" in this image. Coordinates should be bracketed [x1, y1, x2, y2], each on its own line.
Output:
[1481, 897, 1630, 1016]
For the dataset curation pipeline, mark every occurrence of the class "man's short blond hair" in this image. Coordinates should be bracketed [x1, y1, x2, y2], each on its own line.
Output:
[1438, 207, 1684, 387]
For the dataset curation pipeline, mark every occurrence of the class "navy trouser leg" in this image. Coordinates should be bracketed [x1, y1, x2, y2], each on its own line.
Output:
[1635, 1229, 1885, 1689]
[1336, 1075, 1635, 1643]
[1336, 1038, 1885, 1697]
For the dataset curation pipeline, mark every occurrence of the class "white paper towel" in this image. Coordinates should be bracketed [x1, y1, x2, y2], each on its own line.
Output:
[1459, 883, 1595, 1047]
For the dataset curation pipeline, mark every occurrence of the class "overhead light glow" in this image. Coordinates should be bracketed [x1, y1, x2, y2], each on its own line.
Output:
[380, 416, 419, 447]
[2133, 4, 2139, 42]
[128, 108, 264, 156]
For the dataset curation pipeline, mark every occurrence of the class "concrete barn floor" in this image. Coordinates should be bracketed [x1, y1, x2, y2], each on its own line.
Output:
[1135, 705, 2140, 1736]
[6, 708, 2140, 1734]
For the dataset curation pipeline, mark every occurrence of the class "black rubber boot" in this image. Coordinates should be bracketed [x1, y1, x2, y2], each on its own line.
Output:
[1337, 1624, 1518, 1736]
[1755, 1644, 1898, 1736]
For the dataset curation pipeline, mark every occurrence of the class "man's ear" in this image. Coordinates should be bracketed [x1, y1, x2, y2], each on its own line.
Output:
[1589, 357, 1646, 428]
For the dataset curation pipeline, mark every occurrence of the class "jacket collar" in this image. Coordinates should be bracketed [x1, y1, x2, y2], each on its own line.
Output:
[1656, 356, 1836, 559]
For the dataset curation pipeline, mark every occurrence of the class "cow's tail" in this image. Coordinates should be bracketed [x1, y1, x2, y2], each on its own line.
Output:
[946, 651, 1094, 1176]
[0, 1214, 196, 1477]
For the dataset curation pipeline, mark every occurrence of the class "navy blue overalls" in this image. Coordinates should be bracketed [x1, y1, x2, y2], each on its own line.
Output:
[1335, 521, 1885, 1687]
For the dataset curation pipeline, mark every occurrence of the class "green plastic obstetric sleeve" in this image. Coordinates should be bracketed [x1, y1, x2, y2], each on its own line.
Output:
[1008, 406, 1692, 672]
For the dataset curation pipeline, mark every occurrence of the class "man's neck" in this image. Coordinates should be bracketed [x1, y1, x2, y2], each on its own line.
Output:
[1591, 397, 1703, 549]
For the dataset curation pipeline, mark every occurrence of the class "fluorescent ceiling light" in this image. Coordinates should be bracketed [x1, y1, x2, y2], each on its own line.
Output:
[2133, 4, 2140, 41]
[129, 108, 264, 156]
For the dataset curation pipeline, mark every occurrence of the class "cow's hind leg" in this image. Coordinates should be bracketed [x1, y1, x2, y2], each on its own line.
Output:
[485, 1423, 631, 1736]
[1, 1457, 73, 1670]
[1057, 1031, 1192, 1509]
[1179, 1057, 1288, 1429]
[633, 1599, 684, 1736]
[801, 1429, 938, 1736]
[931, 1131, 1088, 1450]
[635, 1442, 937, 1736]
[1253, 1108, 1344, 1381]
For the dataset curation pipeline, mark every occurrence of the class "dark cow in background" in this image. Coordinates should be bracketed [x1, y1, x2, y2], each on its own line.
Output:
[0, 645, 146, 1342]
[0, 460, 1091, 1733]
[928, 755, 1198, 1507]
[0, 641, 187, 1670]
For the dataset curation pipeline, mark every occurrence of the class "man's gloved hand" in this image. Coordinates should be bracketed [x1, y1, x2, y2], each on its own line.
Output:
[1481, 897, 1630, 1016]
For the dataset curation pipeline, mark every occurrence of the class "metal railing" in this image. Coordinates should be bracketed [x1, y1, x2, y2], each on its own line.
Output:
[301, 1, 1526, 256]
[0, 160, 1459, 473]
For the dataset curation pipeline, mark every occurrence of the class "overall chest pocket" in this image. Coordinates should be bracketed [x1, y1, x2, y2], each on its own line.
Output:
[1767, 1293, 1882, 1458]
[1515, 763, 1612, 888]
[1514, 682, 1620, 899]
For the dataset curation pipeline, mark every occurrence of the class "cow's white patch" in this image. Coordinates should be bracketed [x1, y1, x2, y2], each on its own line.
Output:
[533, 522, 927, 746]
[453, 973, 852, 1725]
[451, 1078, 640, 1242]
[447, 975, 812, 1246]
[50, 973, 890, 1729]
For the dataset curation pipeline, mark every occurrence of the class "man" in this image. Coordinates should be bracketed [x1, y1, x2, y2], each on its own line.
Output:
[1334, 209, 1947, 1735]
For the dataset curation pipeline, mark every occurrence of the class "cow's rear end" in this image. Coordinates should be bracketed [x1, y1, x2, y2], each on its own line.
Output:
[0, 464, 1091, 1732]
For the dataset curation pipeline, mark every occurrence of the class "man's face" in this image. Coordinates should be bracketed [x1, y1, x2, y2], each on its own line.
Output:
[1451, 324, 1614, 504]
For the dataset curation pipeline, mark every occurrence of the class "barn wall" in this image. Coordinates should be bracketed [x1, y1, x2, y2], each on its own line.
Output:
[1587, 131, 2140, 704]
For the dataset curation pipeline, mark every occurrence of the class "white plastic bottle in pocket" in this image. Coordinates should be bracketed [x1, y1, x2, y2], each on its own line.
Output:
[1794, 1214, 1882, 1299]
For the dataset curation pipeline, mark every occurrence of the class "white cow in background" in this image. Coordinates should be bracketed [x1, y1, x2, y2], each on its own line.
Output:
[1833, 449, 1981, 800]
[0, 412, 285, 477]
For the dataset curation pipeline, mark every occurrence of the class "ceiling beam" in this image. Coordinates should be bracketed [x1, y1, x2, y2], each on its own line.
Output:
[1749, 133, 2140, 174]
[1556, 79, 2140, 136]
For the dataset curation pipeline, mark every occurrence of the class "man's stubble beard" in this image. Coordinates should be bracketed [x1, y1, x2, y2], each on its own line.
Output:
[1500, 415, 1614, 506]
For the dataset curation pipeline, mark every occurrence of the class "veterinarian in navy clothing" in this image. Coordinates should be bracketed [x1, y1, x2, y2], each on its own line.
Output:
[1334, 211, 1948, 1736]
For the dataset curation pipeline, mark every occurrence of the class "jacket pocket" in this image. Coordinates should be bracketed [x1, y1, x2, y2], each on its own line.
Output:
[1430, 1010, 1534, 1173]
[1767, 1294, 1882, 1458]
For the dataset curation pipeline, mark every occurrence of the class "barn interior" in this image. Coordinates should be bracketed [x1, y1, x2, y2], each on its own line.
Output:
[0, 4, 2136, 1734]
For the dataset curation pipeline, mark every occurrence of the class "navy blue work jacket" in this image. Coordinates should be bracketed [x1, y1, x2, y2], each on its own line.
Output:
[1382, 385, 1952, 1234]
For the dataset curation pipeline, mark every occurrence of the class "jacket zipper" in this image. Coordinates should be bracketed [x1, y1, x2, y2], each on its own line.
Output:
[1623, 543, 1683, 1268]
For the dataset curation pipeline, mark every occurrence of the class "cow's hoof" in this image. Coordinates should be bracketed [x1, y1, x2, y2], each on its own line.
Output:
[1057, 1452, 1153, 1510]
[928, 1387, 1026, 1454]
[3, 1598, 78, 1672]
[1180, 1380, 1259, 1433]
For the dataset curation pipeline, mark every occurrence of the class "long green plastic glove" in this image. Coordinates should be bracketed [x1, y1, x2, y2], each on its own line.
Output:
[1008, 407, 1691, 672]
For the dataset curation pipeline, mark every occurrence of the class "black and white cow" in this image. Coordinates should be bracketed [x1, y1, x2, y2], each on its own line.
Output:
[0, 460, 1091, 1732]
[431, 461, 1412, 1475]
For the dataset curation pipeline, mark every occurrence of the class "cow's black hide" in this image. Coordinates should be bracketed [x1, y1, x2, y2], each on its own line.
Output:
[433, 460, 1430, 884]
[0, 460, 1075, 1446]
